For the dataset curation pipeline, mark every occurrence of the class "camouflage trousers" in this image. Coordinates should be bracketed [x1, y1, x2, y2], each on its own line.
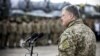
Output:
[8, 33, 16, 48]
[16, 34, 22, 47]
[0, 33, 8, 48]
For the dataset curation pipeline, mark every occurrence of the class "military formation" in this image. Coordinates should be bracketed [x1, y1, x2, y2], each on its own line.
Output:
[0, 17, 65, 48]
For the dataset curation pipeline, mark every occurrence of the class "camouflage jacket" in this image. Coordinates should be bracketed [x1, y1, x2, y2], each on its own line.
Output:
[58, 19, 96, 56]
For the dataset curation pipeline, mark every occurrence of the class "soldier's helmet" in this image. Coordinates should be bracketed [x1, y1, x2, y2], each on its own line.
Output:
[23, 16, 30, 23]
[9, 17, 16, 22]
[16, 17, 22, 23]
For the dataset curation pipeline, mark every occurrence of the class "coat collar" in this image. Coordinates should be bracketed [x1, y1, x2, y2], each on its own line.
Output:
[67, 19, 83, 28]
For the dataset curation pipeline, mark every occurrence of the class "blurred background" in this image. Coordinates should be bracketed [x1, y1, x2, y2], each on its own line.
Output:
[0, 0, 100, 56]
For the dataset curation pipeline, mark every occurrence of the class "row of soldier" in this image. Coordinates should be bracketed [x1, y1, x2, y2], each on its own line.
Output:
[0, 17, 65, 48]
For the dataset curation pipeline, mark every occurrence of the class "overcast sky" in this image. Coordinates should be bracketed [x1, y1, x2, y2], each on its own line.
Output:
[11, 0, 100, 5]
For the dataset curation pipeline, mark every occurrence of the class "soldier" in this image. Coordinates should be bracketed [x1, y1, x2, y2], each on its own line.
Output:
[16, 17, 23, 47]
[22, 19, 27, 40]
[53, 19, 62, 44]
[50, 19, 58, 44]
[2, 19, 10, 48]
[38, 19, 48, 45]
[8, 17, 17, 48]
[49, 19, 55, 44]
[46, 19, 52, 45]
[35, 19, 43, 46]
[24, 18, 32, 41]
[58, 5, 96, 56]
[22, 18, 33, 47]
[27, 19, 33, 37]
[21, 18, 29, 47]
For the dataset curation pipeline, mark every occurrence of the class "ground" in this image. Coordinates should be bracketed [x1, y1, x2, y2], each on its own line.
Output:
[0, 42, 100, 56]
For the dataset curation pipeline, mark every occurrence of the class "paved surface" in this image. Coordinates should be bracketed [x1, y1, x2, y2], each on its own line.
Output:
[96, 42, 100, 56]
[0, 42, 100, 56]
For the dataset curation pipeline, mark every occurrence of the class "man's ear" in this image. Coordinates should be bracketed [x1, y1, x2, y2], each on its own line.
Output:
[69, 12, 74, 19]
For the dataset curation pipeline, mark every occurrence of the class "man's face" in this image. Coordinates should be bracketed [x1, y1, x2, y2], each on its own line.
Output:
[61, 10, 73, 26]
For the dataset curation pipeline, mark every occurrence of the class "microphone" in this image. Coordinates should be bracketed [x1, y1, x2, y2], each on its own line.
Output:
[24, 33, 44, 47]
[25, 33, 38, 43]
[34, 33, 44, 41]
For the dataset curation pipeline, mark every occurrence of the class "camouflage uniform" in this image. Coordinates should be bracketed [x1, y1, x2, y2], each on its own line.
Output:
[22, 19, 32, 40]
[8, 20, 17, 48]
[53, 19, 62, 44]
[27, 21, 32, 36]
[16, 21, 23, 47]
[46, 20, 51, 44]
[58, 19, 96, 56]
[22, 21, 27, 40]
[2, 19, 10, 47]
[50, 19, 55, 44]
[37, 20, 48, 45]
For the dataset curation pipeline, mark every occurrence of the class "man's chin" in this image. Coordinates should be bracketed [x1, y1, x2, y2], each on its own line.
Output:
[61, 23, 65, 26]
[62, 23, 68, 27]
